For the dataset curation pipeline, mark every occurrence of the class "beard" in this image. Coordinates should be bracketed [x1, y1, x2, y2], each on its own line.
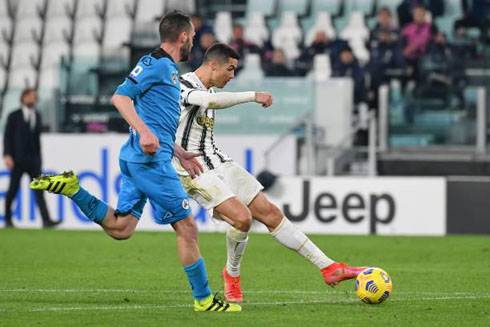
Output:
[180, 42, 192, 62]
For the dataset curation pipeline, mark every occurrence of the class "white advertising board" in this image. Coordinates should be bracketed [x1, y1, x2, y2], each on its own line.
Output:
[0, 134, 295, 231]
[266, 177, 447, 235]
[1, 135, 446, 235]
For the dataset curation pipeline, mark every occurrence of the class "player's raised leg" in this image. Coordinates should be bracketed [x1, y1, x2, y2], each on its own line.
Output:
[30, 171, 140, 240]
[249, 192, 367, 287]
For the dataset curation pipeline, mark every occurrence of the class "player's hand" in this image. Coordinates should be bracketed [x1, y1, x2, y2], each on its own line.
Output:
[140, 130, 160, 156]
[179, 151, 204, 179]
[255, 92, 273, 108]
[5, 155, 14, 171]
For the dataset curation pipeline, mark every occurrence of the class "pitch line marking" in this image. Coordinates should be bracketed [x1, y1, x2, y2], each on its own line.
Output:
[0, 294, 489, 313]
[0, 289, 488, 297]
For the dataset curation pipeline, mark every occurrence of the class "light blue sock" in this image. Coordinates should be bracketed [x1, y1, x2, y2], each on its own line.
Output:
[71, 187, 109, 224]
[183, 257, 212, 301]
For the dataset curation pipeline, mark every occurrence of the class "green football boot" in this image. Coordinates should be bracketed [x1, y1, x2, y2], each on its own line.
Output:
[194, 293, 242, 312]
[30, 171, 80, 197]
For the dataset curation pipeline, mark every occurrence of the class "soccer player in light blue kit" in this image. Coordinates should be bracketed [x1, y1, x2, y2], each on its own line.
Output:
[30, 12, 240, 312]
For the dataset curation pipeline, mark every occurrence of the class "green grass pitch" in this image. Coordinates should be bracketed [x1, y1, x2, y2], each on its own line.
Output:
[0, 229, 489, 326]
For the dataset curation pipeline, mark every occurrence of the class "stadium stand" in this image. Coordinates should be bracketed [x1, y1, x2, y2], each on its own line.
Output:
[304, 12, 336, 46]
[214, 11, 233, 44]
[0, 0, 488, 176]
[135, 0, 165, 23]
[245, 0, 276, 17]
[243, 12, 269, 46]
[103, 16, 133, 56]
[311, 53, 332, 81]
[46, 0, 75, 18]
[271, 12, 302, 60]
[106, 0, 136, 18]
[43, 17, 72, 44]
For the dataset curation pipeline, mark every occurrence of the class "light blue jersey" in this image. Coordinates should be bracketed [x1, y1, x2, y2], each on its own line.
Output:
[113, 48, 191, 224]
[115, 48, 181, 163]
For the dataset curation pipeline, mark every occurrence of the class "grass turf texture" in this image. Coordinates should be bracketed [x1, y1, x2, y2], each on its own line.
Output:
[0, 229, 489, 326]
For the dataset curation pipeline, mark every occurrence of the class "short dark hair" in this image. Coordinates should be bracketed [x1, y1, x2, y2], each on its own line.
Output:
[159, 11, 192, 43]
[203, 43, 240, 64]
[341, 45, 353, 53]
[20, 88, 36, 103]
[378, 6, 391, 16]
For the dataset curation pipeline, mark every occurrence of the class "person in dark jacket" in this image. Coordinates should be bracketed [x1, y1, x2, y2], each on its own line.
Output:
[189, 31, 216, 70]
[264, 49, 295, 77]
[417, 33, 467, 106]
[368, 7, 405, 91]
[191, 14, 214, 46]
[295, 31, 348, 75]
[398, 0, 445, 28]
[454, 0, 490, 42]
[3, 88, 59, 228]
[229, 24, 262, 73]
[332, 46, 366, 104]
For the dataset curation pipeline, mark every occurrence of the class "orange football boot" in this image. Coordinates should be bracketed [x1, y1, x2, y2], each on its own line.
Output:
[321, 262, 367, 287]
[222, 267, 243, 303]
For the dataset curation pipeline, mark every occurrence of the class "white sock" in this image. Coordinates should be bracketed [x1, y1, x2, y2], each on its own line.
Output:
[271, 217, 334, 270]
[226, 225, 248, 277]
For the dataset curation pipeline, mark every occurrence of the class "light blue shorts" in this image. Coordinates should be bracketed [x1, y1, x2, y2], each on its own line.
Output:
[115, 159, 191, 225]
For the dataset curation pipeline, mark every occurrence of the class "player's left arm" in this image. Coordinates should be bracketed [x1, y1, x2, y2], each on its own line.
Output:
[174, 143, 203, 178]
[186, 90, 273, 109]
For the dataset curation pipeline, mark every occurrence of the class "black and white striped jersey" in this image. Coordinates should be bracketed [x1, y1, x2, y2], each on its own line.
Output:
[175, 72, 231, 173]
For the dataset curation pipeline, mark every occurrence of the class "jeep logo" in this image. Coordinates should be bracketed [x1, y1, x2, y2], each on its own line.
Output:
[196, 116, 214, 129]
[283, 180, 396, 234]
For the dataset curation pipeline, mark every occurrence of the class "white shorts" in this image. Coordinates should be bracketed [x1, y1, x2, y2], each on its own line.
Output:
[178, 161, 264, 214]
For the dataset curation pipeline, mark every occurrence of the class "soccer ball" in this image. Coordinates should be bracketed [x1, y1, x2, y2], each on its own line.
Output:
[355, 267, 393, 304]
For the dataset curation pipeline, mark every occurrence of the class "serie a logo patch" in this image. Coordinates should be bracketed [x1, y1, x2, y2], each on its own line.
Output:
[171, 71, 178, 84]
[182, 199, 190, 209]
[130, 65, 143, 79]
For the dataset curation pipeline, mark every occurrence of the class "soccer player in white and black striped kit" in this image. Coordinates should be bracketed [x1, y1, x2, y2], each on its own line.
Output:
[174, 43, 366, 303]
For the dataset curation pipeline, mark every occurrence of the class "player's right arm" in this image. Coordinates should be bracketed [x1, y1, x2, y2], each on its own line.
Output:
[184, 90, 273, 109]
[111, 94, 159, 155]
[112, 59, 166, 155]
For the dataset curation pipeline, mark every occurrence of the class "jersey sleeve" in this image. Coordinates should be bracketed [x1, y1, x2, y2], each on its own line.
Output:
[179, 77, 198, 107]
[115, 57, 167, 99]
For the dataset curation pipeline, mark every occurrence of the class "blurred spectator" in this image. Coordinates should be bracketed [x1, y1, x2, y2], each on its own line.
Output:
[427, 0, 445, 18]
[296, 31, 347, 75]
[416, 33, 466, 106]
[398, 0, 445, 28]
[261, 40, 276, 63]
[229, 24, 262, 72]
[189, 31, 215, 70]
[402, 5, 437, 74]
[452, 27, 479, 59]
[454, 0, 490, 43]
[191, 15, 214, 45]
[332, 46, 366, 104]
[264, 49, 295, 77]
[371, 7, 401, 45]
[3, 89, 60, 229]
[367, 7, 405, 104]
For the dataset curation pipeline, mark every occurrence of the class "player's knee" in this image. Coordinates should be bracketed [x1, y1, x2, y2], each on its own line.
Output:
[268, 203, 284, 228]
[175, 217, 199, 242]
[254, 200, 283, 230]
[110, 229, 133, 241]
[234, 208, 252, 232]
[270, 203, 283, 220]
